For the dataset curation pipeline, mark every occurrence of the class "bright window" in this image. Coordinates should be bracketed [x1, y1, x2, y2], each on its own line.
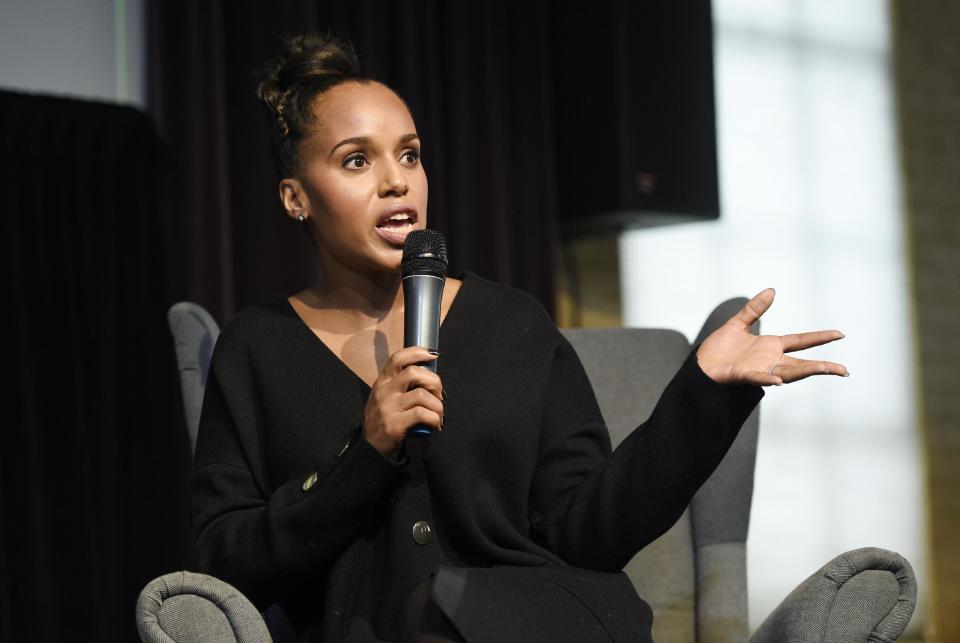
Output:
[619, 0, 924, 631]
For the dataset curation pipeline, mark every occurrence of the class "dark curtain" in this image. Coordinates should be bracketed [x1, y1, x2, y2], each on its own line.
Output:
[0, 90, 191, 641]
[147, 0, 560, 324]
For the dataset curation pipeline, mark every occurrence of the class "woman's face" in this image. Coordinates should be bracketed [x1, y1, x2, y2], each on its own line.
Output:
[280, 81, 428, 275]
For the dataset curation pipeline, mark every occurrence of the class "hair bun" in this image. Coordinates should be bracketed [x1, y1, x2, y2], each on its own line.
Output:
[255, 33, 365, 175]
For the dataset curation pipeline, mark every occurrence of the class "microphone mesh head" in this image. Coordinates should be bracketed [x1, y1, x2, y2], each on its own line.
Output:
[402, 229, 448, 278]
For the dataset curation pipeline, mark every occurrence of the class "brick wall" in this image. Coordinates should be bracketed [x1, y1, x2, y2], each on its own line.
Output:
[893, 2, 960, 640]
[555, 235, 622, 329]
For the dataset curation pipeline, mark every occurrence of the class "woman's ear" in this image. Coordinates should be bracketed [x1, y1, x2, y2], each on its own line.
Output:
[279, 179, 308, 221]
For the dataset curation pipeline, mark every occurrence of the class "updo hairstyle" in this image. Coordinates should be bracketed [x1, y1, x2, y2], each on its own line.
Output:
[255, 33, 370, 179]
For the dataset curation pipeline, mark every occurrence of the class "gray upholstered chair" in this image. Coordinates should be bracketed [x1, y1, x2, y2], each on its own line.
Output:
[137, 299, 917, 642]
[136, 570, 271, 643]
[166, 302, 220, 456]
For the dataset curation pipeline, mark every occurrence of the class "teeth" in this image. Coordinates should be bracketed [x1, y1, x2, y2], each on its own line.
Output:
[388, 213, 411, 222]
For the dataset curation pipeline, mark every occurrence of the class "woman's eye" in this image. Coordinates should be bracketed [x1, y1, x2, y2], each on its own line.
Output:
[401, 150, 420, 165]
[343, 154, 368, 169]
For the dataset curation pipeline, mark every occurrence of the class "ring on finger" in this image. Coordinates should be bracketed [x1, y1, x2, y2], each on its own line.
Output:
[767, 363, 781, 376]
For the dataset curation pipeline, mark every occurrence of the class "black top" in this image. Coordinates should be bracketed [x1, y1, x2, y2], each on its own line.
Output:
[191, 271, 763, 641]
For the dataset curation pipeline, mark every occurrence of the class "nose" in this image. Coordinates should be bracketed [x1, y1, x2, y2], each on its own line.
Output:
[379, 160, 408, 197]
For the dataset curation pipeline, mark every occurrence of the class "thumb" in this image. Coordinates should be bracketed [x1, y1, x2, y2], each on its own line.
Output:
[733, 288, 775, 328]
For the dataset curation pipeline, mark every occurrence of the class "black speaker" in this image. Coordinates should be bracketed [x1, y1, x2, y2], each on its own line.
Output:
[552, 0, 719, 236]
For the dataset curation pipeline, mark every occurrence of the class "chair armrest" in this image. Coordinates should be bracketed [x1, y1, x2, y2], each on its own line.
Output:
[136, 571, 271, 643]
[749, 547, 916, 643]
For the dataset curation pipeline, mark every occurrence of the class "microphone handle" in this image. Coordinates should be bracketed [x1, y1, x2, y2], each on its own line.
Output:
[402, 274, 445, 437]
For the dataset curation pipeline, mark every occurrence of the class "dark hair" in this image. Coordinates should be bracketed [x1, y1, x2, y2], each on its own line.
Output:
[255, 33, 370, 178]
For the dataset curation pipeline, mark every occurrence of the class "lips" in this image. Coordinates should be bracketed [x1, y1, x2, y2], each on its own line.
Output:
[375, 205, 419, 247]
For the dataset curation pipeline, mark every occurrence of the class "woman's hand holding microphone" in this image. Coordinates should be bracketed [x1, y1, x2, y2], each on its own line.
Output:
[362, 347, 444, 459]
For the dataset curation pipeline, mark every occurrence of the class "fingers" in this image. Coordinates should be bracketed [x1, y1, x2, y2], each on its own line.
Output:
[394, 367, 444, 432]
[365, 347, 445, 448]
[398, 387, 444, 419]
[781, 330, 845, 352]
[772, 357, 849, 383]
[384, 346, 438, 376]
[378, 385, 444, 434]
[397, 406, 443, 432]
[738, 371, 784, 387]
[398, 365, 443, 401]
[733, 288, 776, 328]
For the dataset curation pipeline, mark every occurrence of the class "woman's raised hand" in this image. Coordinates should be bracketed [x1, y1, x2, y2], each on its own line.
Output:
[695, 288, 850, 387]
[362, 347, 444, 458]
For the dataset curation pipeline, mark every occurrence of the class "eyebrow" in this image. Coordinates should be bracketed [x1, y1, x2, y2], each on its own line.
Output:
[328, 133, 420, 158]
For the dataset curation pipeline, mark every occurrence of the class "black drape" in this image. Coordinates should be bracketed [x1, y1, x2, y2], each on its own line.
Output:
[147, 0, 560, 324]
[1, 90, 191, 641]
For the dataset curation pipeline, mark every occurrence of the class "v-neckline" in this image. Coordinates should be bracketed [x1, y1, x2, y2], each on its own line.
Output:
[284, 272, 471, 390]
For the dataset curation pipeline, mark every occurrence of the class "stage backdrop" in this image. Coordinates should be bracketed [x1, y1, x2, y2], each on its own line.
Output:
[147, 0, 563, 324]
[0, 89, 192, 641]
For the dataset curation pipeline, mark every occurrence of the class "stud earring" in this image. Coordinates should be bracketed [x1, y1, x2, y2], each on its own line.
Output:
[297, 213, 305, 223]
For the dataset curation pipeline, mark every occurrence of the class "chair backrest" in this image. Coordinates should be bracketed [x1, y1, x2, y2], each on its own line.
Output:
[167, 298, 759, 643]
[167, 302, 221, 455]
[562, 297, 759, 643]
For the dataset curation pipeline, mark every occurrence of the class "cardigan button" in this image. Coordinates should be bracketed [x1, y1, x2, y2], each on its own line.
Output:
[411, 521, 433, 545]
[302, 471, 319, 492]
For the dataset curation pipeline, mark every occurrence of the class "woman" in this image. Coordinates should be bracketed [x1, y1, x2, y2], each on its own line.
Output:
[190, 34, 848, 642]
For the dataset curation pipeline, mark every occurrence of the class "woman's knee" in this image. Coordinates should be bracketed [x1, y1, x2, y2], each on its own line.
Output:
[396, 577, 464, 643]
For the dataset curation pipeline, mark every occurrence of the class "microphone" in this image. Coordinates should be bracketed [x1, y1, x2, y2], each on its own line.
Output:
[401, 229, 448, 438]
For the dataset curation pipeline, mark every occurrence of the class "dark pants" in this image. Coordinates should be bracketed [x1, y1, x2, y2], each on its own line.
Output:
[397, 566, 653, 643]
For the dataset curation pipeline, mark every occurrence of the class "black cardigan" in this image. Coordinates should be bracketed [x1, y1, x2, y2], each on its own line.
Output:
[190, 271, 763, 641]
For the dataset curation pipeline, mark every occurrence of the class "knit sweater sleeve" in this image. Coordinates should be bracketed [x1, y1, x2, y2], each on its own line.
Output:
[528, 332, 763, 571]
[189, 327, 404, 607]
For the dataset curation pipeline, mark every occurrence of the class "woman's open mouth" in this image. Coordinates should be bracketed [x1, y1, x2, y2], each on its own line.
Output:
[375, 208, 417, 247]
